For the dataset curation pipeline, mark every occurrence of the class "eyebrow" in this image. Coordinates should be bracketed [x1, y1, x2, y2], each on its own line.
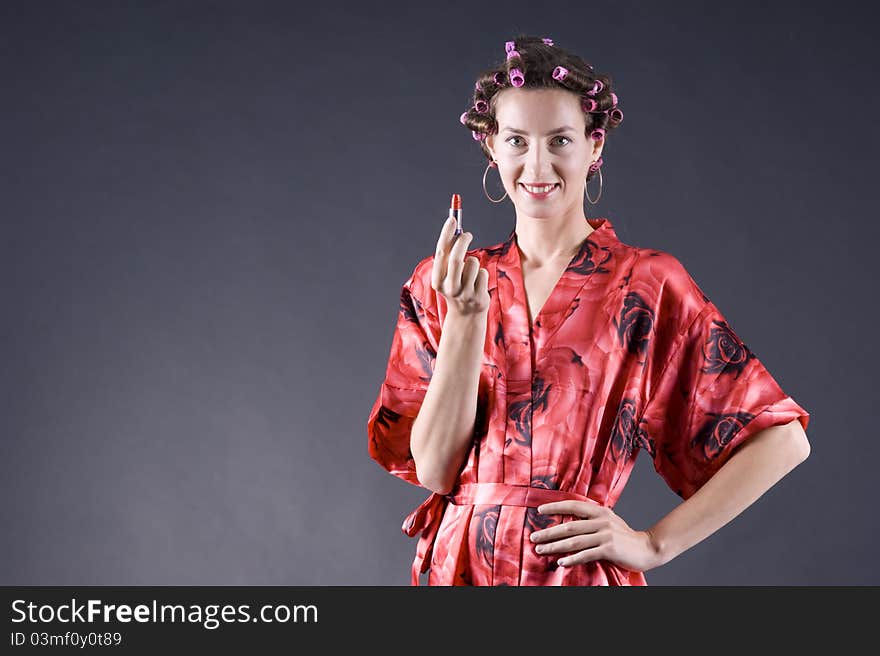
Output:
[501, 126, 576, 135]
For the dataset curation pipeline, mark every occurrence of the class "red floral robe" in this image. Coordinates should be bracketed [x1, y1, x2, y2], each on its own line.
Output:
[367, 217, 810, 586]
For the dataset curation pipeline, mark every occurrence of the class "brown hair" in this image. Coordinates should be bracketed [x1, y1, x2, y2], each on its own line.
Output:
[460, 34, 623, 181]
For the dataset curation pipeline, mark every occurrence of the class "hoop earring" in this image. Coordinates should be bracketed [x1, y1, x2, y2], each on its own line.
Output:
[483, 160, 508, 203]
[585, 165, 603, 205]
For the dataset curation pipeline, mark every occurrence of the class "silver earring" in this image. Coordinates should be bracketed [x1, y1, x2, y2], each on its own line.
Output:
[585, 164, 603, 205]
[483, 160, 508, 203]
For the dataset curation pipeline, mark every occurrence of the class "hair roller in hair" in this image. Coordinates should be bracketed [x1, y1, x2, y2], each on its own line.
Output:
[509, 68, 524, 87]
[552, 66, 569, 81]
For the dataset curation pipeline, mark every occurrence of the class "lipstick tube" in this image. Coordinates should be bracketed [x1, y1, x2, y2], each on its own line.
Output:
[449, 193, 462, 236]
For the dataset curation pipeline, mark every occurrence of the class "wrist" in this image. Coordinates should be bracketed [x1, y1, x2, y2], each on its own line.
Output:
[443, 307, 488, 328]
[644, 528, 670, 569]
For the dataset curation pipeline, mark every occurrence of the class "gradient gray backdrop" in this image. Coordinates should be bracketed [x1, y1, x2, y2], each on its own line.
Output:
[2, 1, 877, 585]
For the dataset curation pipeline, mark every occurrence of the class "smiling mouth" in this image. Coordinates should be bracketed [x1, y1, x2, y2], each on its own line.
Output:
[520, 183, 560, 196]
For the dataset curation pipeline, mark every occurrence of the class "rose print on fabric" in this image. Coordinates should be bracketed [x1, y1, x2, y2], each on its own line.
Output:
[525, 474, 560, 534]
[566, 236, 613, 275]
[610, 397, 640, 464]
[634, 416, 656, 458]
[507, 398, 532, 447]
[474, 505, 500, 567]
[368, 405, 417, 473]
[701, 318, 755, 378]
[613, 291, 654, 359]
[399, 286, 437, 384]
[537, 345, 587, 391]
[690, 410, 756, 460]
[399, 285, 420, 323]
[531, 375, 551, 414]
[493, 318, 506, 350]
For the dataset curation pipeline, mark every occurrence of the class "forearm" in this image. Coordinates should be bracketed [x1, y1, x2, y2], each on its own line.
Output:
[646, 419, 811, 566]
[411, 310, 488, 494]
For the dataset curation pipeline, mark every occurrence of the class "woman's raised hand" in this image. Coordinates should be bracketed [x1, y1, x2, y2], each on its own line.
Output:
[431, 216, 490, 318]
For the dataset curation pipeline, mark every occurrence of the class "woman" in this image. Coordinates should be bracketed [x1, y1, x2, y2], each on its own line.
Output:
[367, 35, 811, 586]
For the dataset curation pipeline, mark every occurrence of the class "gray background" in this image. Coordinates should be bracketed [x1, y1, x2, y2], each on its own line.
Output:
[2, 0, 876, 585]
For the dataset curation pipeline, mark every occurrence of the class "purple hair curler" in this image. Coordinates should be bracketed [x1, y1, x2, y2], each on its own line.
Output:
[505, 41, 515, 53]
[552, 66, 569, 81]
[542, 37, 554, 46]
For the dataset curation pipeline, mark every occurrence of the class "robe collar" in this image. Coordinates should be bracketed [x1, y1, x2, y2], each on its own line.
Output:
[488, 217, 618, 381]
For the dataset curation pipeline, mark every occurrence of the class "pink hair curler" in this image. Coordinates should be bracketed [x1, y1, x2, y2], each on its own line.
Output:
[582, 97, 598, 112]
[509, 68, 524, 87]
[506, 49, 520, 60]
[552, 66, 569, 81]
[587, 79, 603, 96]
[591, 128, 606, 141]
[542, 37, 554, 46]
[610, 92, 618, 106]
[505, 41, 515, 53]
[493, 71, 505, 85]
[474, 99, 488, 113]
[472, 130, 486, 141]
[607, 107, 623, 123]
[460, 111, 469, 125]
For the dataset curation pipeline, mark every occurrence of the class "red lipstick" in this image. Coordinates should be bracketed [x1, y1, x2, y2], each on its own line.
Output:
[449, 193, 462, 235]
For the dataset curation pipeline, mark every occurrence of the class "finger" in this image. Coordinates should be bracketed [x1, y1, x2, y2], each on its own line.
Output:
[446, 232, 473, 296]
[531, 519, 597, 543]
[537, 500, 600, 517]
[534, 532, 600, 555]
[558, 543, 606, 567]
[460, 256, 479, 291]
[432, 216, 457, 290]
[475, 266, 489, 297]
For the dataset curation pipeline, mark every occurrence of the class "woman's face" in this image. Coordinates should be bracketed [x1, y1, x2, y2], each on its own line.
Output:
[486, 87, 603, 217]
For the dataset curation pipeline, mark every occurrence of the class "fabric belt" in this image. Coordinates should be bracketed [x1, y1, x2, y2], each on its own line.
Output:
[401, 482, 610, 586]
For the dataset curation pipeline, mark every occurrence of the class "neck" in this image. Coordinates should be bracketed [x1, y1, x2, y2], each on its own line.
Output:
[514, 215, 595, 267]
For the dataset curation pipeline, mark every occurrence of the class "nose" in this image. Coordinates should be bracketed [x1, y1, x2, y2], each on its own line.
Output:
[523, 144, 553, 181]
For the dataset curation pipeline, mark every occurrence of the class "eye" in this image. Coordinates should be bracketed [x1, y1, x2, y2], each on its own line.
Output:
[505, 135, 572, 147]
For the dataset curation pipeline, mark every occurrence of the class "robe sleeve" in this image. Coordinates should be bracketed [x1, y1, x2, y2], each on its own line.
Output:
[367, 257, 440, 487]
[637, 265, 810, 500]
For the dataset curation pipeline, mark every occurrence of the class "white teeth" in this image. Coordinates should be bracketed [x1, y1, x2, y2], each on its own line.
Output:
[523, 184, 557, 193]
